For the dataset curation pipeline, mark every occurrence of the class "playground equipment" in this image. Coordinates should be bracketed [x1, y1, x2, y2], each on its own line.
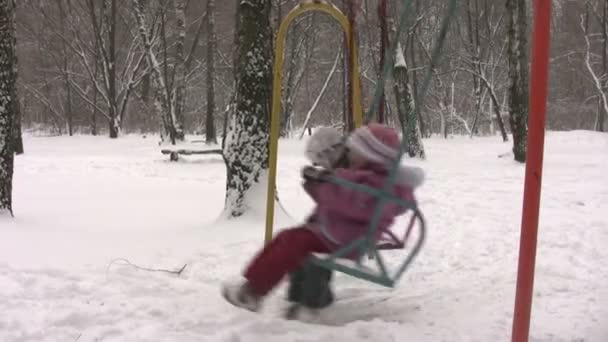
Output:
[512, 1, 552, 341]
[264, 0, 553, 340]
[265, 0, 445, 288]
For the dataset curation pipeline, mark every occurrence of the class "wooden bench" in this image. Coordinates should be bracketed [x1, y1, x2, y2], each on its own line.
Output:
[161, 148, 223, 161]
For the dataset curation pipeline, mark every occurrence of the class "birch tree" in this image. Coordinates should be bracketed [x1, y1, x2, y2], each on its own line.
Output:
[0, 0, 17, 215]
[223, 0, 272, 218]
[132, 0, 207, 143]
[132, 0, 182, 143]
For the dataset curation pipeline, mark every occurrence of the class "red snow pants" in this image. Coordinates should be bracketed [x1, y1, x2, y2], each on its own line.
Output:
[244, 226, 330, 296]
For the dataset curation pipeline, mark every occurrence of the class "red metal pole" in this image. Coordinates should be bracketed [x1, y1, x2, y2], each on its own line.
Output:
[511, 1, 552, 341]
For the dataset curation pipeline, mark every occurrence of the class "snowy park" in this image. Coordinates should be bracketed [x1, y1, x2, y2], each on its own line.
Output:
[1, 0, 608, 341]
[1, 131, 606, 341]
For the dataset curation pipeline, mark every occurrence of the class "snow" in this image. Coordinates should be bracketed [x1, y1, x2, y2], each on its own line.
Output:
[1, 131, 607, 341]
[395, 43, 407, 68]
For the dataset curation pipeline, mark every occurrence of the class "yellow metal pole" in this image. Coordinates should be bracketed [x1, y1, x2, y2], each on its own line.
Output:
[265, 0, 363, 243]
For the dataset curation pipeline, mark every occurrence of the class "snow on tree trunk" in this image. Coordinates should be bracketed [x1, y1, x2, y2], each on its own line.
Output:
[108, 108, 120, 139]
[173, 0, 186, 141]
[393, 44, 425, 159]
[223, 0, 272, 218]
[205, 0, 217, 144]
[507, 0, 529, 163]
[0, 0, 16, 215]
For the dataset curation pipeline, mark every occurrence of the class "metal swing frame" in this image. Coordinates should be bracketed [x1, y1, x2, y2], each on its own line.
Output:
[260, 0, 555, 339]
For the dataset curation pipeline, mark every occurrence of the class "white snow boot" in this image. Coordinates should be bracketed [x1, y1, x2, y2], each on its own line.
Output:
[222, 280, 261, 312]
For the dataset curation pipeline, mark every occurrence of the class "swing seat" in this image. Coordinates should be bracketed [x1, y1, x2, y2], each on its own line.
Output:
[310, 207, 426, 288]
[311, 251, 385, 277]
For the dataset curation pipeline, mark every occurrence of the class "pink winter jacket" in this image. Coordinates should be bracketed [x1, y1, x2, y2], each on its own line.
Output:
[303, 163, 424, 260]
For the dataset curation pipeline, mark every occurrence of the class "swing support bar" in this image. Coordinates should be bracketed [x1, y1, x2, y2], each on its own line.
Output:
[511, 0, 552, 341]
[265, 0, 363, 243]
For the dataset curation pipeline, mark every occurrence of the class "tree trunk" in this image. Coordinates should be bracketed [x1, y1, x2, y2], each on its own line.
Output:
[377, 0, 388, 123]
[599, 0, 607, 132]
[441, 86, 450, 139]
[409, 32, 426, 138]
[12, 96, 22, 155]
[92, 60, 98, 136]
[394, 44, 425, 159]
[0, 0, 17, 215]
[108, 0, 119, 138]
[507, 0, 529, 162]
[487, 82, 509, 141]
[467, 0, 483, 136]
[173, 0, 186, 141]
[108, 115, 120, 138]
[344, 0, 357, 131]
[280, 22, 299, 137]
[132, 0, 178, 144]
[9, 0, 20, 155]
[57, 0, 73, 136]
[205, 0, 217, 144]
[223, 0, 272, 218]
[64, 66, 73, 136]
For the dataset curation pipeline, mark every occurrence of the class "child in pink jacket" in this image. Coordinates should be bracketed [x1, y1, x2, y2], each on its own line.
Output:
[222, 123, 425, 313]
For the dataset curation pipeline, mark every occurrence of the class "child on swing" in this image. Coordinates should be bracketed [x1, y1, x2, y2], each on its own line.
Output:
[285, 126, 349, 320]
[222, 123, 425, 320]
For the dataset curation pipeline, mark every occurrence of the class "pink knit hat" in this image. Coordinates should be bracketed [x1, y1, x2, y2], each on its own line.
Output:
[345, 123, 401, 166]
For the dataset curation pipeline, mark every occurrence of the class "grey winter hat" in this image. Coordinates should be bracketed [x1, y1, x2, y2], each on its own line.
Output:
[305, 127, 346, 170]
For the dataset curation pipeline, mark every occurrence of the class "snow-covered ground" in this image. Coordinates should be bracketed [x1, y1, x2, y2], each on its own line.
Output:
[1, 131, 607, 342]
